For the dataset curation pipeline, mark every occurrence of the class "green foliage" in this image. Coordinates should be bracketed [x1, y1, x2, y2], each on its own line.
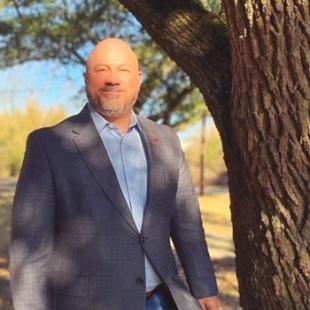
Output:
[0, 101, 66, 176]
[200, 0, 224, 18]
[0, 0, 222, 126]
[0, 0, 128, 66]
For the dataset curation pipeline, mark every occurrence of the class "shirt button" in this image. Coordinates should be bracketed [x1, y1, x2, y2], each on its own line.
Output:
[136, 277, 144, 285]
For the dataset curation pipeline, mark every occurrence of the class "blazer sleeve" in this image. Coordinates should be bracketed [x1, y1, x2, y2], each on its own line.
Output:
[10, 131, 55, 310]
[170, 134, 218, 299]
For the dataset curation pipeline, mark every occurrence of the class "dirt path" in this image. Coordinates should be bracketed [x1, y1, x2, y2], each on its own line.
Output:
[0, 178, 15, 310]
[199, 195, 240, 309]
[0, 178, 240, 309]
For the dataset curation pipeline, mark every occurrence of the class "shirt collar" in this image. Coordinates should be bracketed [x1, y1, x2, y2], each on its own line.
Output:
[87, 103, 141, 134]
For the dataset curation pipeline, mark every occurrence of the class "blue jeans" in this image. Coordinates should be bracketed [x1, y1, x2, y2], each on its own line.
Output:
[145, 285, 178, 310]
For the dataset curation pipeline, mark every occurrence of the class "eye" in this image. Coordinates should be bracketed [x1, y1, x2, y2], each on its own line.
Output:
[94, 66, 108, 73]
[120, 68, 130, 72]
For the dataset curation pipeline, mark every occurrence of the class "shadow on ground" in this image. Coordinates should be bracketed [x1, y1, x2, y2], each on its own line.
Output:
[0, 178, 14, 309]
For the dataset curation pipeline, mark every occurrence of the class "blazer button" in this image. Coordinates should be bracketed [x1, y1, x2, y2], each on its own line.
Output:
[140, 235, 148, 243]
[136, 277, 144, 285]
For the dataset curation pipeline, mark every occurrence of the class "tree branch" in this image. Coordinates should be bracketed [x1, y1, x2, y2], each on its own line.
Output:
[118, 0, 232, 133]
[12, 0, 23, 19]
[64, 44, 87, 66]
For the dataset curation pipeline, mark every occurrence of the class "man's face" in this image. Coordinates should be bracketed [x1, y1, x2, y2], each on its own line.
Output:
[84, 40, 143, 120]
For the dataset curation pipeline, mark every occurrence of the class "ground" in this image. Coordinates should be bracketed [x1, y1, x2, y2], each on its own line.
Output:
[0, 178, 240, 309]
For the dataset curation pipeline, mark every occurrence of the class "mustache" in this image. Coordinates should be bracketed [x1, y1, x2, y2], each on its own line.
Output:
[99, 86, 124, 92]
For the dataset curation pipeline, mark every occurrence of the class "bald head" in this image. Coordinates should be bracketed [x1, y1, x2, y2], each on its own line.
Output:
[86, 38, 140, 72]
[84, 38, 143, 128]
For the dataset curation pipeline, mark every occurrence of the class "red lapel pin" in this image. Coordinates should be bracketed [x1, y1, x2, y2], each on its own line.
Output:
[151, 137, 160, 144]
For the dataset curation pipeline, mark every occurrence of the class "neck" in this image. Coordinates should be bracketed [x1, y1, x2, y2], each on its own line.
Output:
[104, 112, 132, 135]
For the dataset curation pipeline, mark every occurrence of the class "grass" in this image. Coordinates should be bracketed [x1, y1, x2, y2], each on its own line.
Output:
[0, 178, 240, 309]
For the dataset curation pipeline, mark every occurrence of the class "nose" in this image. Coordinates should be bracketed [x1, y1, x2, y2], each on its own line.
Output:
[105, 70, 120, 85]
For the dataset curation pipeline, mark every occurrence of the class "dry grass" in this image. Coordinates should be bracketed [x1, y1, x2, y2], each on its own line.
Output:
[200, 194, 233, 237]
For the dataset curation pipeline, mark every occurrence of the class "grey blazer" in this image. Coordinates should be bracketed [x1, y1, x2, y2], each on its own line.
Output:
[10, 105, 218, 310]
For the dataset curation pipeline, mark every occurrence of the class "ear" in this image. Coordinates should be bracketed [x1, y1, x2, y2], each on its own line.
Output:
[83, 70, 88, 84]
[138, 70, 144, 86]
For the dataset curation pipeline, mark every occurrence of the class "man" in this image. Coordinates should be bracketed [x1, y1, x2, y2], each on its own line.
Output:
[10, 38, 220, 310]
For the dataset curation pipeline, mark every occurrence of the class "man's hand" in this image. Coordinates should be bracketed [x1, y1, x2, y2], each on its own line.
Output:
[198, 296, 221, 310]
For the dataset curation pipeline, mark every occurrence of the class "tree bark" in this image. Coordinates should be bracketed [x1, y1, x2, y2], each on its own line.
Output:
[223, 1, 310, 309]
[119, 0, 310, 309]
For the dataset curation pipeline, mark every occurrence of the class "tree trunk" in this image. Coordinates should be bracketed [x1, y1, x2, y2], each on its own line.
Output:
[223, 1, 310, 309]
[119, 0, 310, 309]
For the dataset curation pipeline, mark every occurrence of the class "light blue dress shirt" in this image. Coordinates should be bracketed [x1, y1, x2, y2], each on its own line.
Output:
[88, 104, 161, 291]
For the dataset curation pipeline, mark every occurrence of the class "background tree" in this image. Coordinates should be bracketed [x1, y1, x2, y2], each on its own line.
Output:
[0, 0, 222, 126]
[183, 127, 226, 188]
[117, 0, 310, 309]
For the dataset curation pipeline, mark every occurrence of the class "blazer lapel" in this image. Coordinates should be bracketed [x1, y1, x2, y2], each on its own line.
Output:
[72, 107, 138, 233]
[138, 117, 173, 232]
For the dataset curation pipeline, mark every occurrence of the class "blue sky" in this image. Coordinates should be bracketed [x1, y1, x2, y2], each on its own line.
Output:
[0, 61, 86, 114]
